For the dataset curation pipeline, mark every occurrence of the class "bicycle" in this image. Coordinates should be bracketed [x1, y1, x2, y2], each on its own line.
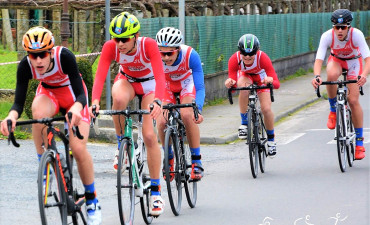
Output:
[162, 95, 199, 216]
[7, 112, 86, 225]
[228, 83, 274, 178]
[91, 96, 153, 225]
[316, 69, 364, 172]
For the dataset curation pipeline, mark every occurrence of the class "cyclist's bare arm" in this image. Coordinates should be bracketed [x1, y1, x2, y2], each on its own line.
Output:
[312, 59, 324, 88]
[358, 57, 370, 86]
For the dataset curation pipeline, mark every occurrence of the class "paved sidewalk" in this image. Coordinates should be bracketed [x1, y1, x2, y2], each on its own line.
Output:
[90, 71, 328, 144]
[198, 72, 326, 144]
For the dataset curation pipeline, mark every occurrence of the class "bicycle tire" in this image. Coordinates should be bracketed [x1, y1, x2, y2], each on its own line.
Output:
[69, 151, 86, 225]
[336, 105, 347, 172]
[117, 140, 135, 224]
[258, 112, 267, 173]
[182, 134, 197, 208]
[247, 109, 259, 178]
[38, 150, 68, 225]
[139, 144, 153, 224]
[346, 109, 355, 167]
[164, 128, 182, 216]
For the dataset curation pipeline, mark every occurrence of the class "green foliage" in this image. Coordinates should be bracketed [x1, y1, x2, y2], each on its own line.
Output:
[0, 101, 12, 119]
[308, 37, 315, 51]
[24, 79, 39, 119]
[0, 47, 17, 89]
[77, 57, 93, 103]
[0, 127, 31, 140]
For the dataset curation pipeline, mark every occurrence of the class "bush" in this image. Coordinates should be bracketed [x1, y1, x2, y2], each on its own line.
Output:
[77, 57, 93, 103]
[24, 79, 39, 119]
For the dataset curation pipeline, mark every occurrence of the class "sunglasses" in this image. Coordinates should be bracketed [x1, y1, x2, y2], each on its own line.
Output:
[113, 36, 134, 43]
[240, 51, 255, 57]
[333, 25, 349, 30]
[160, 50, 178, 57]
[28, 51, 51, 60]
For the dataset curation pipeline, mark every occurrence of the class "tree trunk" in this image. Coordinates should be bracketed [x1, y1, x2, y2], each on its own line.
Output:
[1, 9, 15, 51]
[88, 10, 95, 51]
[78, 10, 87, 54]
[17, 9, 28, 60]
[52, 9, 61, 45]
[73, 9, 78, 52]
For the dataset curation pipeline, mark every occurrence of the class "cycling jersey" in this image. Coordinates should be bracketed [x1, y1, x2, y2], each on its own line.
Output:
[162, 45, 205, 112]
[228, 50, 280, 90]
[92, 37, 165, 102]
[11, 47, 87, 118]
[316, 27, 370, 60]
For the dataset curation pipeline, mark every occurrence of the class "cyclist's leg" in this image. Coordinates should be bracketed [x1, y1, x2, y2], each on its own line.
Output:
[141, 93, 165, 216]
[326, 58, 342, 129]
[237, 74, 252, 139]
[69, 120, 101, 223]
[179, 95, 203, 180]
[31, 86, 58, 158]
[258, 90, 276, 157]
[347, 60, 365, 159]
[111, 78, 135, 170]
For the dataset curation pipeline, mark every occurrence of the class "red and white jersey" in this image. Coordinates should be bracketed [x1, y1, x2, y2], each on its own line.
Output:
[115, 37, 153, 79]
[316, 27, 370, 60]
[92, 37, 165, 102]
[27, 46, 70, 86]
[228, 50, 280, 89]
[163, 45, 192, 82]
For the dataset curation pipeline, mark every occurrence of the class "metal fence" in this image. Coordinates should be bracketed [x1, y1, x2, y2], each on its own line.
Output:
[1, 11, 369, 90]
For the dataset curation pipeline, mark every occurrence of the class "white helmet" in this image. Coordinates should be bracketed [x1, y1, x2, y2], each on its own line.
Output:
[156, 27, 183, 47]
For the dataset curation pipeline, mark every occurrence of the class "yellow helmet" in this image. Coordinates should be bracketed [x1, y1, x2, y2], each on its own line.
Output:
[109, 12, 140, 38]
[22, 26, 55, 52]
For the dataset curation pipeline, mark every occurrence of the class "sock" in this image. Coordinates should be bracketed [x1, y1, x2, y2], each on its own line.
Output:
[267, 129, 275, 141]
[190, 147, 201, 164]
[84, 182, 98, 205]
[117, 135, 122, 149]
[163, 146, 174, 159]
[355, 128, 363, 147]
[37, 153, 42, 161]
[328, 97, 337, 112]
[151, 179, 161, 195]
[240, 113, 248, 125]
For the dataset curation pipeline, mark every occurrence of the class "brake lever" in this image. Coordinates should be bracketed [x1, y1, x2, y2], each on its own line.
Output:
[192, 100, 199, 121]
[227, 88, 233, 105]
[149, 104, 156, 127]
[67, 112, 84, 140]
[316, 78, 321, 98]
[7, 119, 20, 147]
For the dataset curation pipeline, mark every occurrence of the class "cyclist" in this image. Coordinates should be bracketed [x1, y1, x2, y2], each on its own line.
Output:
[311, 9, 370, 160]
[89, 12, 165, 216]
[225, 34, 280, 157]
[155, 27, 205, 181]
[0, 26, 101, 225]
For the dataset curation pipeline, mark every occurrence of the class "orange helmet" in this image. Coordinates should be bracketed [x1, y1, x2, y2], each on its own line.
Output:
[22, 26, 55, 52]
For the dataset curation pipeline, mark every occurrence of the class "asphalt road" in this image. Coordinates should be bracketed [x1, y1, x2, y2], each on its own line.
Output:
[0, 88, 369, 225]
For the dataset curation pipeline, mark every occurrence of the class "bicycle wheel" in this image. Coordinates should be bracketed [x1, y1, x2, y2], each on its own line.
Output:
[140, 144, 153, 224]
[336, 105, 347, 172]
[346, 109, 355, 167]
[164, 128, 182, 216]
[247, 109, 259, 178]
[38, 150, 68, 225]
[69, 150, 86, 224]
[183, 135, 197, 208]
[258, 113, 267, 173]
[117, 140, 135, 224]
